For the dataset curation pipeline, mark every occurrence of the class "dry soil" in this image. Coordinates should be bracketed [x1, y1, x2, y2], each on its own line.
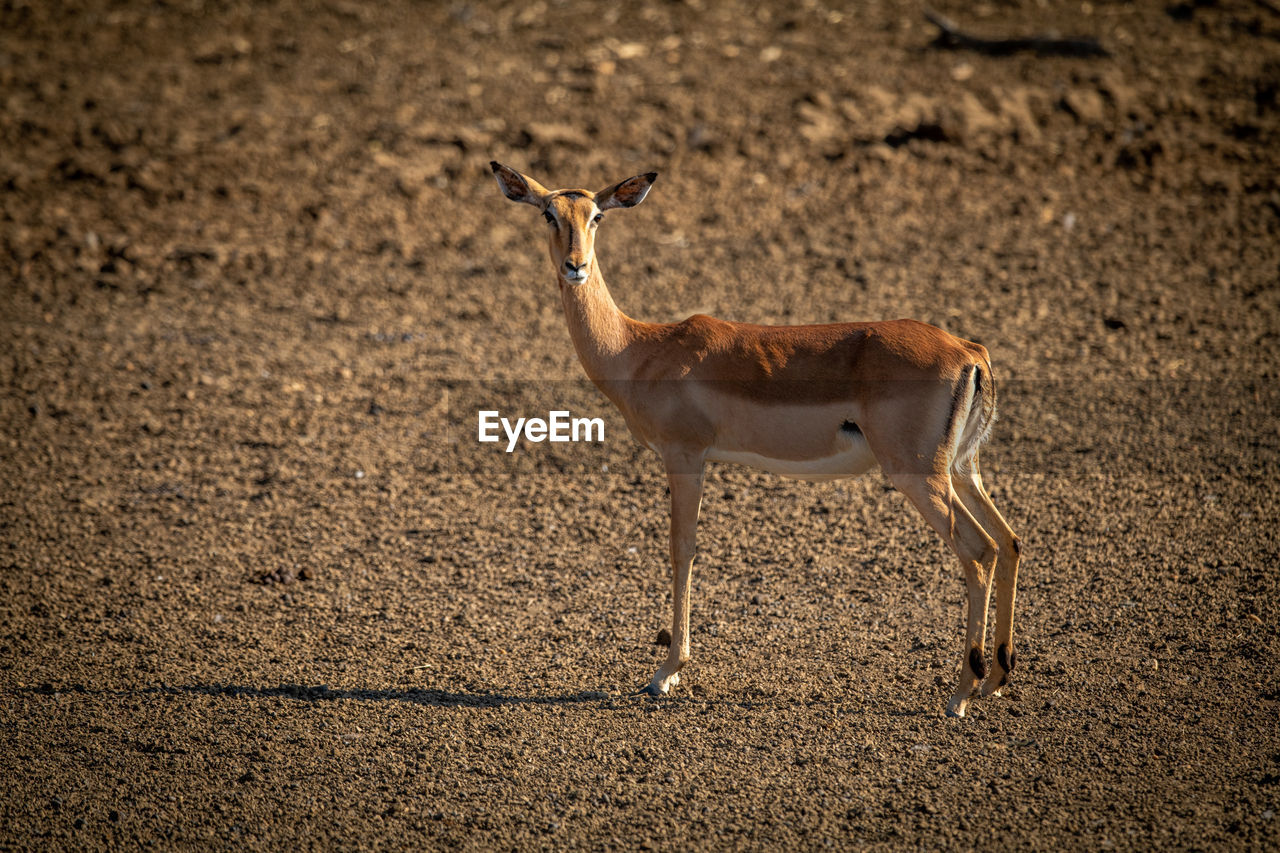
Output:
[2, 0, 1279, 849]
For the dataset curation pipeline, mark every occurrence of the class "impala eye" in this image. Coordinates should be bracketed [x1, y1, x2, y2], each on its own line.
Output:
[592, 213, 604, 225]
[543, 210, 556, 226]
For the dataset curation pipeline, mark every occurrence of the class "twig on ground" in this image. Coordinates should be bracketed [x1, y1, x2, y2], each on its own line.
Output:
[924, 8, 1110, 58]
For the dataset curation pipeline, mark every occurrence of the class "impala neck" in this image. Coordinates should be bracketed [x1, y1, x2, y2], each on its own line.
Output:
[558, 265, 633, 381]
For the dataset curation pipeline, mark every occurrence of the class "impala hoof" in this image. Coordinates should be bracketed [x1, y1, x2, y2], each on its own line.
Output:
[636, 671, 679, 697]
[946, 691, 971, 718]
[980, 667, 1011, 698]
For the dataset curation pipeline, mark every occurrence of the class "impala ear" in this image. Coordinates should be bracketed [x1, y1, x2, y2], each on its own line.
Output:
[596, 172, 658, 211]
[491, 161, 550, 207]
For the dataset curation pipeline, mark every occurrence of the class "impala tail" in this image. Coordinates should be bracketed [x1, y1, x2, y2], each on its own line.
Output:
[951, 360, 997, 476]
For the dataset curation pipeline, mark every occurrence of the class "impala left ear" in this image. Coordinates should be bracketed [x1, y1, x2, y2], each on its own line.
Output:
[596, 172, 658, 211]
[491, 161, 550, 207]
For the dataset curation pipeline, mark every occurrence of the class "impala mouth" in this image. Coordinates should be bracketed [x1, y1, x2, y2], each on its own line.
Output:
[563, 269, 589, 285]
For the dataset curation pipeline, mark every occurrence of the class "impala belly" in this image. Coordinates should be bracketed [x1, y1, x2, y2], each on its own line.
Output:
[703, 400, 879, 481]
[706, 439, 877, 481]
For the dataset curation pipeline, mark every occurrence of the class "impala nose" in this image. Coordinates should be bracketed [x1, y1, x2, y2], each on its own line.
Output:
[563, 259, 588, 280]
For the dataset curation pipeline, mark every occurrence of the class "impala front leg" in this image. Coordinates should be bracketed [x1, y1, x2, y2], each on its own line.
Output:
[641, 451, 705, 697]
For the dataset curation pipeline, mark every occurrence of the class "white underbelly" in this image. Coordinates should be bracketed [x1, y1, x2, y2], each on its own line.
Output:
[706, 433, 879, 481]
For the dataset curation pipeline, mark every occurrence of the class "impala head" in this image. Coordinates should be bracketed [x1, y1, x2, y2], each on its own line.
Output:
[491, 161, 657, 286]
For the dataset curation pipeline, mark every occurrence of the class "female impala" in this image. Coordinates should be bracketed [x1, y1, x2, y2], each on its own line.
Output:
[490, 162, 1022, 717]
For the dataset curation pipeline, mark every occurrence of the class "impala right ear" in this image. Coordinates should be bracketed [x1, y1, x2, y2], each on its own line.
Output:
[596, 172, 658, 211]
[491, 161, 550, 207]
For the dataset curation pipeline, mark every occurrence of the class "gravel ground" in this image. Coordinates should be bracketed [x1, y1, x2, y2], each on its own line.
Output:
[2, 0, 1279, 848]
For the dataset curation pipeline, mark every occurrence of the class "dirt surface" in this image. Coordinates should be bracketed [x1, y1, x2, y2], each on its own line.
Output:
[3, 0, 1280, 848]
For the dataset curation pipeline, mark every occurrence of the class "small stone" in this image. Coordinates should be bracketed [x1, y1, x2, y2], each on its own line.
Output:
[655, 628, 671, 647]
[1062, 89, 1106, 124]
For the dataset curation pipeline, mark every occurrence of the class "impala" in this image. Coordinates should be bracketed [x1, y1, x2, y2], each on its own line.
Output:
[490, 162, 1022, 717]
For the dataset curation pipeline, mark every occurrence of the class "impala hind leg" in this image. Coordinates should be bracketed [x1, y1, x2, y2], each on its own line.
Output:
[640, 454, 705, 697]
[953, 457, 1021, 698]
[890, 473, 998, 718]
